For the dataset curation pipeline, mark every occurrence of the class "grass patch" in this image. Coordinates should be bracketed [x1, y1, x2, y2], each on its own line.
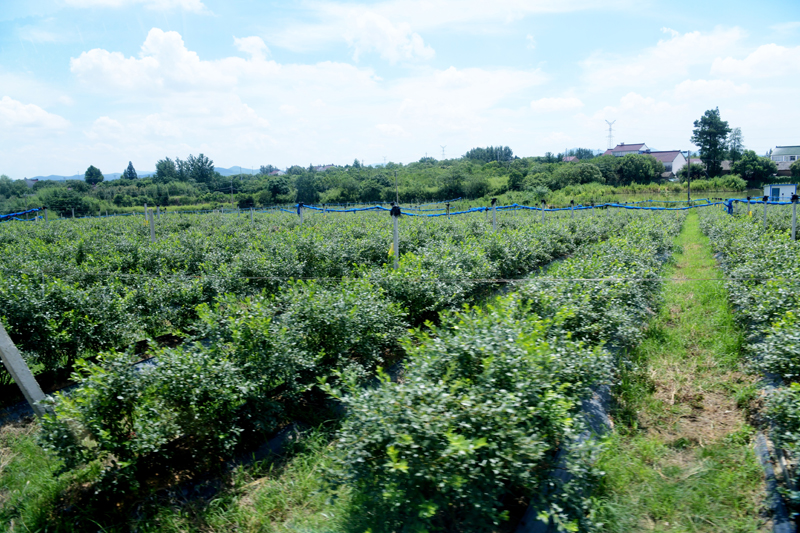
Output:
[594, 210, 768, 532]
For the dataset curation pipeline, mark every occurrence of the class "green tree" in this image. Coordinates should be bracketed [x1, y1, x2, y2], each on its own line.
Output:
[617, 154, 664, 185]
[508, 170, 524, 191]
[84, 165, 104, 185]
[295, 173, 318, 203]
[690, 107, 731, 177]
[677, 163, 706, 183]
[731, 150, 778, 186]
[155, 158, 178, 183]
[187, 153, 215, 183]
[463, 146, 513, 163]
[726, 127, 744, 164]
[791, 159, 800, 179]
[122, 161, 138, 180]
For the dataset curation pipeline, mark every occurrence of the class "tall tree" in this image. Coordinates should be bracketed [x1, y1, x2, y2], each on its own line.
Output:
[84, 165, 104, 185]
[155, 157, 178, 183]
[690, 107, 731, 177]
[726, 127, 744, 164]
[122, 161, 138, 180]
[187, 153, 215, 183]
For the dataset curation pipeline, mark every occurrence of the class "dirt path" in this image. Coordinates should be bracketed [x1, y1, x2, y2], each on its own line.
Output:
[594, 210, 769, 532]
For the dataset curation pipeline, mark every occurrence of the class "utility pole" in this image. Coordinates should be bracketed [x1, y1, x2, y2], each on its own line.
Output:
[395, 170, 399, 204]
[440, 145, 446, 160]
[231, 177, 234, 209]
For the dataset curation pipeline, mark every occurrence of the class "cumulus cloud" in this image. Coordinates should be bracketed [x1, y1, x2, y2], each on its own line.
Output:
[345, 11, 434, 63]
[234, 36, 269, 61]
[711, 44, 800, 78]
[64, 0, 208, 12]
[0, 96, 70, 130]
[582, 27, 745, 88]
[531, 97, 583, 112]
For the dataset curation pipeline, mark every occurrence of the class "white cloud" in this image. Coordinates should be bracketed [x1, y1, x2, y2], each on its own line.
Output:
[234, 36, 269, 61]
[531, 97, 583, 112]
[345, 11, 434, 63]
[582, 27, 746, 88]
[770, 21, 800, 34]
[375, 123, 411, 137]
[711, 44, 800, 78]
[84, 116, 124, 140]
[265, 0, 627, 58]
[18, 26, 59, 43]
[526, 34, 536, 50]
[64, 0, 208, 12]
[673, 79, 750, 99]
[0, 96, 69, 130]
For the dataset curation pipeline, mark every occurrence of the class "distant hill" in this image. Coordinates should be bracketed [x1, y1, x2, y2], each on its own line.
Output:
[30, 167, 257, 182]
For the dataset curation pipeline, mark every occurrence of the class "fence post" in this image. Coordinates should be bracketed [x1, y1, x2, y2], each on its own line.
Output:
[250, 207, 254, 223]
[44, 207, 48, 223]
[71, 207, 75, 219]
[157, 206, 161, 221]
[491, 198, 497, 232]
[570, 200, 575, 219]
[391, 204, 401, 270]
[148, 209, 155, 243]
[792, 194, 798, 241]
[0, 323, 49, 417]
[446, 202, 450, 218]
[299, 203, 304, 224]
[541, 200, 546, 224]
[763, 196, 768, 231]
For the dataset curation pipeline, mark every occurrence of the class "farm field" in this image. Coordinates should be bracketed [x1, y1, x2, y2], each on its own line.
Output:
[0, 199, 797, 532]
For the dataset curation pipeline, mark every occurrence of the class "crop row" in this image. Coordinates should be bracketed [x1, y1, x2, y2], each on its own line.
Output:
[0, 209, 636, 388]
[326, 212, 684, 531]
[24, 210, 684, 530]
[698, 208, 800, 506]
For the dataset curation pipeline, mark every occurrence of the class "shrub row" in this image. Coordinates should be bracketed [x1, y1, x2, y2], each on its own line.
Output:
[0, 209, 635, 386]
[698, 208, 800, 504]
[330, 212, 683, 532]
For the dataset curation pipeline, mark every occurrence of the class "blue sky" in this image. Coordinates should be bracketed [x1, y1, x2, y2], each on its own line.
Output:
[1, 0, 799, 178]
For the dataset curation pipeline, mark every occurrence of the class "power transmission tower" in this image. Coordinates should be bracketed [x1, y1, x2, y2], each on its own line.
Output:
[440, 145, 446, 160]
[605, 120, 616, 150]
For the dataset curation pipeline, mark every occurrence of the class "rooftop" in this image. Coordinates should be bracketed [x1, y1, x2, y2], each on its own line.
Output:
[773, 145, 800, 156]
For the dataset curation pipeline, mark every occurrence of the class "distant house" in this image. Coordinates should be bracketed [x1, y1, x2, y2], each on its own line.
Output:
[602, 143, 650, 157]
[770, 145, 800, 163]
[269, 170, 286, 176]
[646, 151, 686, 176]
[24, 178, 39, 188]
[776, 162, 795, 177]
[562, 156, 579, 163]
[313, 165, 336, 172]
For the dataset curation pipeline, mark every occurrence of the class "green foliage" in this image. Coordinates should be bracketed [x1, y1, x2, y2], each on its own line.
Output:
[463, 145, 514, 163]
[676, 162, 706, 182]
[616, 154, 665, 186]
[84, 165, 104, 185]
[122, 161, 138, 180]
[39, 347, 252, 484]
[690, 108, 731, 178]
[792, 159, 800, 179]
[331, 300, 609, 532]
[727, 127, 744, 163]
[731, 150, 778, 185]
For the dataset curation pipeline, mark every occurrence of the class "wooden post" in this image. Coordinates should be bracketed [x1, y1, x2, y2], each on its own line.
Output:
[144, 202, 148, 218]
[157, 206, 161, 221]
[541, 200, 545, 224]
[570, 200, 574, 219]
[299, 203, 304, 224]
[148, 209, 155, 243]
[44, 208, 48, 223]
[250, 207, 254, 223]
[391, 204, 401, 269]
[491, 198, 497, 232]
[0, 323, 48, 417]
[763, 196, 768, 232]
[792, 194, 798, 241]
[71, 207, 75, 219]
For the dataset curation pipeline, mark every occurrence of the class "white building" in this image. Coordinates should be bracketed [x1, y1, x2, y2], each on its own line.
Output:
[763, 183, 797, 202]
